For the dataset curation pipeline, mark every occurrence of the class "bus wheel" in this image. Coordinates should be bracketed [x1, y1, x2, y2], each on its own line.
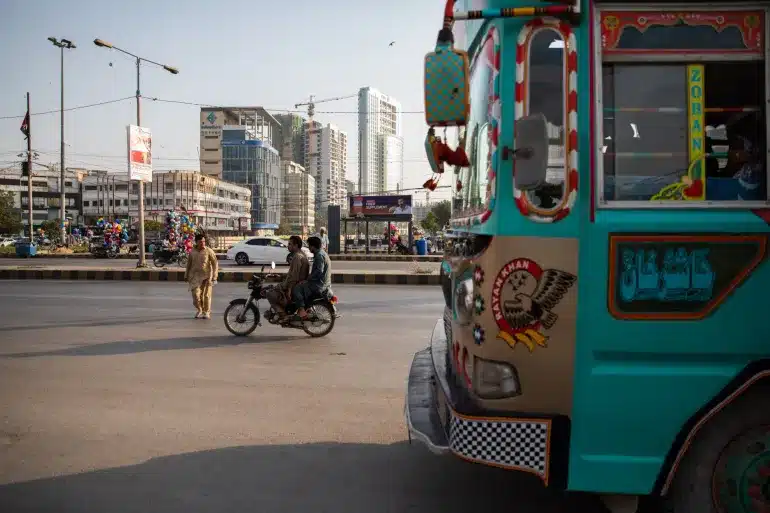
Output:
[664, 384, 770, 513]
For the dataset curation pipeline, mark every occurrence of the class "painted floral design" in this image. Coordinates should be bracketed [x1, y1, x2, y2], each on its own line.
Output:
[473, 266, 485, 286]
[473, 324, 485, 346]
[474, 294, 485, 315]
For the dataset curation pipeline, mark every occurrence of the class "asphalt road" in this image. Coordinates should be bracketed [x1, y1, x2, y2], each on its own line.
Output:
[0, 258, 440, 273]
[0, 281, 604, 513]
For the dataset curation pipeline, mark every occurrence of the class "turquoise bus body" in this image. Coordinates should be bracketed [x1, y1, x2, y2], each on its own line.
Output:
[447, 0, 770, 494]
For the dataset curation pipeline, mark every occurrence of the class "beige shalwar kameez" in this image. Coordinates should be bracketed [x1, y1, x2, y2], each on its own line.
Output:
[185, 246, 219, 315]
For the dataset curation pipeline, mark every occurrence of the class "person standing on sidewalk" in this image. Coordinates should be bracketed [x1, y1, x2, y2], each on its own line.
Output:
[185, 233, 219, 319]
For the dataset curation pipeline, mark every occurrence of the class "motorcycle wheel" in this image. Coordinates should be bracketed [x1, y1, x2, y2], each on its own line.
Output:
[107, 247, 118, 259]
[153, 253, 166, 268]
[178, 254, 188, 267]
[301, 302, 336, 338]
[223, 299, 260, 336]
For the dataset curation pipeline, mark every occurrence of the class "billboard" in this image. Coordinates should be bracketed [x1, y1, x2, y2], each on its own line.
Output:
[127, 125, 152, 182]
[349, 195, 413, 218]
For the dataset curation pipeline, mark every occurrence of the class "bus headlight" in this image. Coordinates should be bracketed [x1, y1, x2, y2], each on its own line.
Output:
[455, 278, 474, 325]
[473, 357, 521, 399]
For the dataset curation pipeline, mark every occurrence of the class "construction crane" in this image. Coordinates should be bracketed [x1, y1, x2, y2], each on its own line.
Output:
[294, 93, 357, 126]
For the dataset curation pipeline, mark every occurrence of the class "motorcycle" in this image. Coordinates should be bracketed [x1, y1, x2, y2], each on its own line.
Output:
[152, 246, 188, 268]
[223, 261, 339, 338]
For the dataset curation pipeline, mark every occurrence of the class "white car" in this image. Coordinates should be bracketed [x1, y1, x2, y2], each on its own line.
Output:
[227, 236, 313, 266]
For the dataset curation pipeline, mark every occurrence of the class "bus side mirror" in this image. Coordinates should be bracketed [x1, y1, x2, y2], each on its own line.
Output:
[513, 113, 549, 191]
[424, 43, 470, 127]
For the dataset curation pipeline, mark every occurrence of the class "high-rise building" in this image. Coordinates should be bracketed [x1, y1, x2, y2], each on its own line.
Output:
[305, 122, 348, 211]
[383, 134, 404, 193]
[281, 161, 315, 236]
[357, 87, 403, 194]
[275, 113, 307, 167]
[199, 107, 281, 178]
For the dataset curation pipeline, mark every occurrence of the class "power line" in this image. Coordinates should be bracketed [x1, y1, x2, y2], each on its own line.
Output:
[143, 96, 425, 114]
[0, 97, 135, 120]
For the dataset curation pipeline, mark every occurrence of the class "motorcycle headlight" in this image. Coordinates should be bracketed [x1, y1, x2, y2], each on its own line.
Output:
[473, 357, 521, 399]
[455, 278, 474, 325]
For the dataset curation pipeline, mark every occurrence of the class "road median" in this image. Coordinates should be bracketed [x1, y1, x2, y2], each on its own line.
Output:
[0, 266, 439, 285]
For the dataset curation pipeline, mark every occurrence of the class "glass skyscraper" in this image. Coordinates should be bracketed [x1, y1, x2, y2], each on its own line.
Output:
[222, 129, 282, 229]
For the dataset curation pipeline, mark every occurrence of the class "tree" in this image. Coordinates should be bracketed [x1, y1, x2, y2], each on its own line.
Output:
[0, 191, 22, 235]
[40, 219, 61, 242]
[144, 220, 164, 232]
[430, 200, 452, 230]
[421, 211, 440, 235]
[275, 219, 292, 236]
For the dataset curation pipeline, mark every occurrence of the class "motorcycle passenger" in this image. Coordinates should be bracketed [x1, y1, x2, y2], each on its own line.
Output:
[293, 235, 331, 320]
[266, 235, 309, 319]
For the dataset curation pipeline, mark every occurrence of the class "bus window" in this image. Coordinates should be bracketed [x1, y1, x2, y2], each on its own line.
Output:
[456, 27, 498, 218]
[598, 9, 767, 205]
[524, 28, 567, 211]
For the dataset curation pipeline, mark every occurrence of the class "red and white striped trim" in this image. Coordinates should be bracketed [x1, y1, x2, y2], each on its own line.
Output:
[514, 18, 578, 224]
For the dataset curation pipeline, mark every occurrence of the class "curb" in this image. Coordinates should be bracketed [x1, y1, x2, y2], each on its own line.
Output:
[0, 268, 440, 285]
[0, 253, 443, 262]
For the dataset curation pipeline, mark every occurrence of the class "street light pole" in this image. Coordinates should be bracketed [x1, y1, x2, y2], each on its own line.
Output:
[93, 38, 178, 267]
[48, 37, 75, 246]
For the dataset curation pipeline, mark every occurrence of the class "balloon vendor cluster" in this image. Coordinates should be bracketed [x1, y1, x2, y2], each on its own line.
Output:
[96, 217, 129, 248]
[165, 210, 197, 253]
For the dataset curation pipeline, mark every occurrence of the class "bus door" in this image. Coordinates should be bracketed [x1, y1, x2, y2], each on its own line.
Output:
[568, 5, 770, 494]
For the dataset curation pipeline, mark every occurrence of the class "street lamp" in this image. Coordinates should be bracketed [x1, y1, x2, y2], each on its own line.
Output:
[93, 38, 179, 267]
[48, 37, 76, 246]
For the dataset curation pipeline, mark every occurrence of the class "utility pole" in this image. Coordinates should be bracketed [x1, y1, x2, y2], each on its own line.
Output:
[93, 38, 178, 267]
[48, 37, 76, 245]
[26, 93, 33, 239]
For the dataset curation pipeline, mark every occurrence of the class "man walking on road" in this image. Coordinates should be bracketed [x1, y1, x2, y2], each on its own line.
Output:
[185, 233, 219, 319]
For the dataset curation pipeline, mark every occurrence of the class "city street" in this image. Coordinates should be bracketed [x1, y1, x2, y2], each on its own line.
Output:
[0, 258, 440, 274]
[0, 281, 603, 513]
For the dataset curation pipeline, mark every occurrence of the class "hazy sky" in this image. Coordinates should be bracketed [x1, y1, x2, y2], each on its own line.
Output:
[0, 0, 451, 203]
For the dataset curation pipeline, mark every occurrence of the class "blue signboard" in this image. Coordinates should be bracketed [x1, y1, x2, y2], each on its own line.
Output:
[222, 139, 267, 147]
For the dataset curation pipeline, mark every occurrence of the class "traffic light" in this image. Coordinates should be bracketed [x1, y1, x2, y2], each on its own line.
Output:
[21, 161, 29, 176]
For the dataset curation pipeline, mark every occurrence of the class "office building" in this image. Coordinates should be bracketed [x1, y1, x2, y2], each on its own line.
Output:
[305, 122, 348, 211]
[0, 163, 85, 229]
[281, 161, 315, 235]
[199, 107, 281, 178]
[221, 128, 282, 231]
[80, 170, 252, 233]
[357, 87, 403, 194]
[275, 113, 307, 166]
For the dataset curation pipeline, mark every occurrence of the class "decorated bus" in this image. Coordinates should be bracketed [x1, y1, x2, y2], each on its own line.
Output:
[405, 0, 770, 511]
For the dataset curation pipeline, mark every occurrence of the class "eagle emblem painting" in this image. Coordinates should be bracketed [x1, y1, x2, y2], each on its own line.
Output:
[490, 258, 577, 352]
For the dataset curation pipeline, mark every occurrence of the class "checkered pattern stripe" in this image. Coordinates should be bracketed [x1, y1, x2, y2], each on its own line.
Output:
[450, 26, 500, 230]
[448, 414, 550, 479]
[513, 18, 578, 224]
[425, 46, 469, 127]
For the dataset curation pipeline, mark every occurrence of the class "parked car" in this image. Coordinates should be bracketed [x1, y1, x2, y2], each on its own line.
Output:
[226, 236, 313, 266]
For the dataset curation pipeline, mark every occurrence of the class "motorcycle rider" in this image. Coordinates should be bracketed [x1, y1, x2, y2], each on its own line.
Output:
[293, 235, 331, 320]
[266, 235, 309, 319]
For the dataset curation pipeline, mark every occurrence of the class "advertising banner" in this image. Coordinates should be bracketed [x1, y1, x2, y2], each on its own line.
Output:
[127, 125, 152, 183]
[349, 195, 413, 218]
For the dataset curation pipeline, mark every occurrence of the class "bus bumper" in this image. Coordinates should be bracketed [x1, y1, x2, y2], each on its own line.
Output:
[404, 318, 570, 488]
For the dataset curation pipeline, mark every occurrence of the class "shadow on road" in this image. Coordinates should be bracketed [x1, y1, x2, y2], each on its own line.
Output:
[1, 316, 191, 332]
[0, 442, 606, 513]
[0, 334, 302, 358]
